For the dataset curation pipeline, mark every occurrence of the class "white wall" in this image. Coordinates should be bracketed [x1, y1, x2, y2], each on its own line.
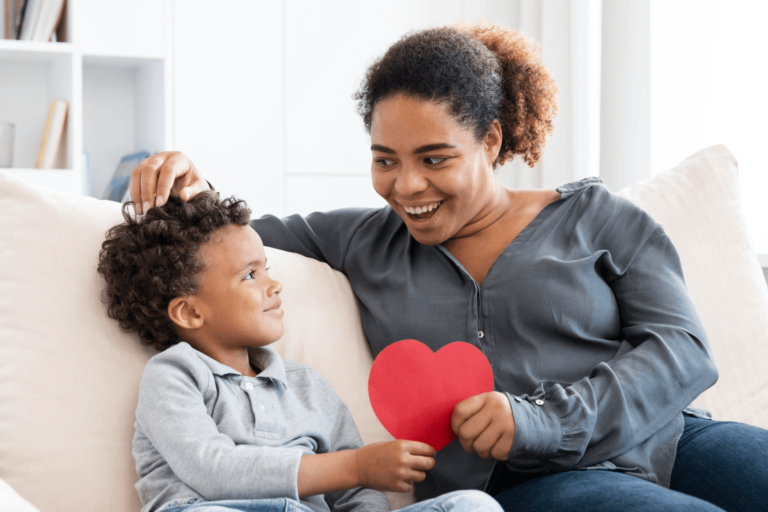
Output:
[171, 0, 598, 218]
[650, 0, 768, 254]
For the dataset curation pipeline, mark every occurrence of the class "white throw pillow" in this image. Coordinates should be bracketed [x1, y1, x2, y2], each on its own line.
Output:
[0, 479, 40, 512]
[617, 144, 768, 427]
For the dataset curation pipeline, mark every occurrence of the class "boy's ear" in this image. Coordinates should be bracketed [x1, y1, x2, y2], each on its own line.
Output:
[168, 296, 204, 330]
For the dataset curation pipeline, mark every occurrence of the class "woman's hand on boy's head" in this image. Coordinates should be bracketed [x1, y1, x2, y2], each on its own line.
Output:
[130, 151, 210, 214]
[355, 440, 436, 493]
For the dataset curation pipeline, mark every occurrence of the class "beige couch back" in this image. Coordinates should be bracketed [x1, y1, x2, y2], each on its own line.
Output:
[0, 145, 766, 512]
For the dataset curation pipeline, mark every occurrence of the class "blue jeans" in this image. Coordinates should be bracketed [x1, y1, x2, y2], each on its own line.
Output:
[493, 415, 768, 511]
[157, 489, 501, 512]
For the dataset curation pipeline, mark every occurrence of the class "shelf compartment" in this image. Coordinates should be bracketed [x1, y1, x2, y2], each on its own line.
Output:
[82, 55, 164, 199]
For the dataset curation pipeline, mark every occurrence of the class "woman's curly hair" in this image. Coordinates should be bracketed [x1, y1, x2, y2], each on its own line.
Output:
[354, 23, 558, 167]
[97, 192, 251, 351]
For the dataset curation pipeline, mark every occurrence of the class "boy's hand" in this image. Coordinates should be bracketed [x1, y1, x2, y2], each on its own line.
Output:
[451, 391, 516, 461]
[129, 151, 210, 214]
[355, 440, 436, 493]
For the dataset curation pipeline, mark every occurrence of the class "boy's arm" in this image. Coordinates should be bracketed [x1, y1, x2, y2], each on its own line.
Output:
[137, 356, 306, 502]
[308, 374, 434, 512]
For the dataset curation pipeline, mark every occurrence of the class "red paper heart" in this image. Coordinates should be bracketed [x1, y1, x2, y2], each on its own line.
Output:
[368, 339, 494, 451]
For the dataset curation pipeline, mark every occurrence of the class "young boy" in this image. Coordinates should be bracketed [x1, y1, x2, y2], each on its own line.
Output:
[97, 192, 501, 512]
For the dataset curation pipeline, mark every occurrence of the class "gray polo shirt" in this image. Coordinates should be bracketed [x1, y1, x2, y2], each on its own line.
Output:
[251, 177, 719, 500]
[133, 342, 391, 512]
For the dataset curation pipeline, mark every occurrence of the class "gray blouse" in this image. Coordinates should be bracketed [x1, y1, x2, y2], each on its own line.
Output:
[252, 177, 718, 500]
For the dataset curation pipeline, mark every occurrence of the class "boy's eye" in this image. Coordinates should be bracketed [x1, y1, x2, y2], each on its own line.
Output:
[243, 270, 256, 280]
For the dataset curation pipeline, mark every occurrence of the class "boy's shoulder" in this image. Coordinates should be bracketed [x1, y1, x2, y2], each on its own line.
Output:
[141, 342, 213, 391]
[282, 360, 340, 399]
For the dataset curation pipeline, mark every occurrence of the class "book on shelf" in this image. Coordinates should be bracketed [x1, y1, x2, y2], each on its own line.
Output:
[36, 99, 67, 169]
[6, 0, 63, 41]
[103, 151, 151, 202]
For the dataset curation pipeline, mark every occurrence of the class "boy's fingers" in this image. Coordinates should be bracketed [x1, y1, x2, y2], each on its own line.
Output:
[409, 454, 436, 471]
[405, 441, 436, 457]
[406, 469, 427, 483]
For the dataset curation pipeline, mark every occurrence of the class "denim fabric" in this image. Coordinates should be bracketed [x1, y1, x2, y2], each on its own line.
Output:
[156, 490, 501, 512]
[253, 178, 718, 499]
[492, 416, 768, 511]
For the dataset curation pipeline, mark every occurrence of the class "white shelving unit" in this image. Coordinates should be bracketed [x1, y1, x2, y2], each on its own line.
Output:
[0, 0, 171, 198]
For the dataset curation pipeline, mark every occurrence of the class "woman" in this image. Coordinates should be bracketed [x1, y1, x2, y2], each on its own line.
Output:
[130, 24, 768, 511]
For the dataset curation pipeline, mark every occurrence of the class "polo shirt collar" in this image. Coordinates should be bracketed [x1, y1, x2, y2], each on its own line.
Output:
[184, 342, 288, 387]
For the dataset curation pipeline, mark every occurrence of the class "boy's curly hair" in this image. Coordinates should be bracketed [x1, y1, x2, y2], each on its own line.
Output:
[97, 192, 251, 351]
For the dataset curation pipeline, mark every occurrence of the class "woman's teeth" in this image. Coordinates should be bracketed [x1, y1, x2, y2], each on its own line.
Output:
[402, 202, 442, 215]
[401, 201, 443, 221]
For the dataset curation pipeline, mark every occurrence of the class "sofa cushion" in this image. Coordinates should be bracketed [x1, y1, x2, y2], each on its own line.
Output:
[617, 144, 768, 428]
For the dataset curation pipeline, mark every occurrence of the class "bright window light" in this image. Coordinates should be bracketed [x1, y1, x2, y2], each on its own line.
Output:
[650, 0, 768, 253]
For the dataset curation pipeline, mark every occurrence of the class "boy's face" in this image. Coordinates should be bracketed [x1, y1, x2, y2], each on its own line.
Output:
[190, 224, 284, 348]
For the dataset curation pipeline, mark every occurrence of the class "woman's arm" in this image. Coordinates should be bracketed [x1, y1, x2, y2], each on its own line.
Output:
[452, 229, 719, 473]
[128, 151, 382, 271]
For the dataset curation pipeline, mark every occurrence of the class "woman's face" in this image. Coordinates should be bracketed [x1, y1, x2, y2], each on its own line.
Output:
[370, 93, 502, 245]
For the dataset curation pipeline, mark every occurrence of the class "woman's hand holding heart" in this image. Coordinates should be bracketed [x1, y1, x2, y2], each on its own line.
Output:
[451, 391, 516, 460]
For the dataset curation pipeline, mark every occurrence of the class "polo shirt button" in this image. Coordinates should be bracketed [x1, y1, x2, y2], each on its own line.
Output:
[535, 399, 544, 406]
[259, 403, 266, 413]
[478, 331, 484, 339]
[245, 382, 253, 391]
[513, 396, 523, 403]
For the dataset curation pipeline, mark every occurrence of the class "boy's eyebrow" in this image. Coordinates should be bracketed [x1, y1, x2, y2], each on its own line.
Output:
[236, 258, 266, 274]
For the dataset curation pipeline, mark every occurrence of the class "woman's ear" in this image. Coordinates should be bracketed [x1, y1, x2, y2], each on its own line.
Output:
[168, 296, 204, 330]
[484, 119, 503, 167]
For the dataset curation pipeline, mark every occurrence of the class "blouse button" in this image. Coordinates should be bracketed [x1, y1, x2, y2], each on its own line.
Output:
[245, 382, 253, 391]
[478, 331, 484, 339]
[535, 399, 544, 406]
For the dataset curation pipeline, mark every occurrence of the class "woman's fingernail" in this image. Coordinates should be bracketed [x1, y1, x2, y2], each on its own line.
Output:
[155, 196, 164, 207]
[143, 201, 151, 213]
[134, 202, 142, 214]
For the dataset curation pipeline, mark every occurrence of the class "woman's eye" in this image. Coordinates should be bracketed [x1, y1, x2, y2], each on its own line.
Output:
[243, 270, 255, 280]
[424, 157, 448, 165]
[376, 158, 394, 167]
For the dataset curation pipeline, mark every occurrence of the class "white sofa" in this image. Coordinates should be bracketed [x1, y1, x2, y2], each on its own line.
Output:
[1, 145, 767, 512]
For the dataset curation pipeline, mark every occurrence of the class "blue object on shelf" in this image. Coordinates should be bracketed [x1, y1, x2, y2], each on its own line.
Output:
[102, 151, 151, 202]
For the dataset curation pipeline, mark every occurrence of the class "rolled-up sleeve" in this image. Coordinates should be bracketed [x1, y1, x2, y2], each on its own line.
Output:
[506, 230, 719, 471]
[135, 357, 304, 501]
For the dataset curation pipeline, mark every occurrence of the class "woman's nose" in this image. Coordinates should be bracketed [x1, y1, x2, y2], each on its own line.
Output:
[394, 165, 428, 197]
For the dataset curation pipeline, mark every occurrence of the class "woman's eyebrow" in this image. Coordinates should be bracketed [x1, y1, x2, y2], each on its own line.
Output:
[370, 143, 457, 154]
[371, 144, 396, 154]
[413, 143, 456, 154]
